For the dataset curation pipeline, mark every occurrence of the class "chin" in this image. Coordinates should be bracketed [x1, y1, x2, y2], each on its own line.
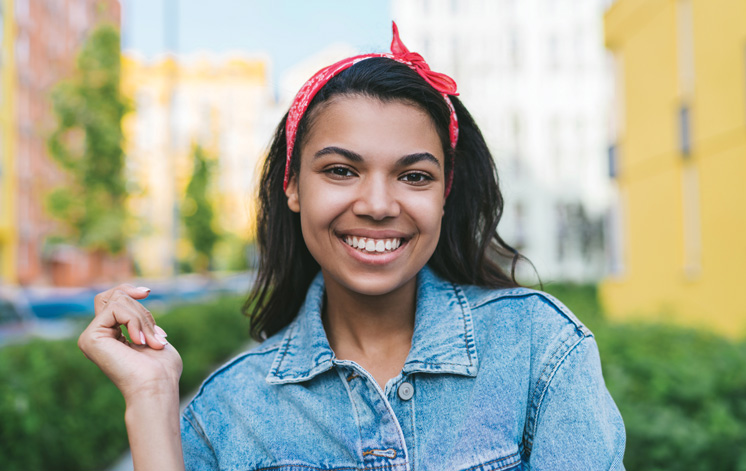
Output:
[325, 269, 417, 299]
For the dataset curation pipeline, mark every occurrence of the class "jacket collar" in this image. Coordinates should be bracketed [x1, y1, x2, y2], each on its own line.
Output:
[266, 266, 478, 384]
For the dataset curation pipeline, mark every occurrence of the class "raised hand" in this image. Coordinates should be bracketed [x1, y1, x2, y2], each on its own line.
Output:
[78, 284, 182, 403]
[78, 284, 186, 470]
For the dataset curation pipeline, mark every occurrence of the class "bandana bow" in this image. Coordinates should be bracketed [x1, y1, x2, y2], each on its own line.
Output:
[389, 22, 458, 96]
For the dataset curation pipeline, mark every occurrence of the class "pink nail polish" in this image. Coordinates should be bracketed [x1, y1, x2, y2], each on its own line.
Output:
[136, 286, 151, 293]
[154, 325, 168, 337]
[155, 334, 168, 345]
[139, 331, 146, 345]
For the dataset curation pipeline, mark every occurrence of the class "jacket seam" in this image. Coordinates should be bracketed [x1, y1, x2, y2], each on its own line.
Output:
[471, 290, 590, 335]
[461, 451, 521, 471]
[404, 360, 472, 368]
[337, 368, 366, 460]
[189, 344, 279, 402]
[270, 320, 299, 377]
[452, 282, 476, 367]
[522, 333, 589, 457]
[255, 464, 406, 471]
[182, 404, 219, 461]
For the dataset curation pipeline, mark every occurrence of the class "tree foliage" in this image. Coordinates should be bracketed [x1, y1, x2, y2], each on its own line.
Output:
[47, 24, 130, 253]
[182, 144, 220, 271]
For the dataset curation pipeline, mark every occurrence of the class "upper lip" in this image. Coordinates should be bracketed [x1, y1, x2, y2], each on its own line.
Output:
[335, 229, 411, 240]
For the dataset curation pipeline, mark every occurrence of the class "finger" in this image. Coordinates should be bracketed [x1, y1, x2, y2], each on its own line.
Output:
[97, 302, 147, 344]
[78, 303, 151, 360]
[117, 297, 170, 350]
[94, 284, 151, 313]
[88, 290, 167, 352]
[117, 295, 166, 348]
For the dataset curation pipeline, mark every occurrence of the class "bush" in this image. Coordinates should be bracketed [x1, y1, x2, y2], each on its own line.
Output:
[544, 283, 746, 470]
[0, 295, 250, 471]
[601, 323, 746, 471]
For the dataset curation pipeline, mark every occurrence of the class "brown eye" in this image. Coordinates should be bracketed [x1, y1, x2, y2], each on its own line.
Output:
[400, 172, 432, 185]
[325, 166, 356, 178]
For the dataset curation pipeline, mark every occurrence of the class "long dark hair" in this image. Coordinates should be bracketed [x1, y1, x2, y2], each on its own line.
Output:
[245, 58, 527, 341]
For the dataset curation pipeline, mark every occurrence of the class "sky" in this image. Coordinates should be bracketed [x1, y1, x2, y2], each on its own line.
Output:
[121, 0, 392, 83]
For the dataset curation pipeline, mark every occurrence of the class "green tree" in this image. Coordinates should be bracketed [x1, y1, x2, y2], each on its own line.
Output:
[47, 24, 130, 254]
[182, 144, 220, 272]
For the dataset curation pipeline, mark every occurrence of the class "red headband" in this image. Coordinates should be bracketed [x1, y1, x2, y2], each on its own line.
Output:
[284, 22, 460, 196]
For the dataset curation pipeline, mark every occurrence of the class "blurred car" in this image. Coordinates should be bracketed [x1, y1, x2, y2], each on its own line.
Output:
[0, 286, 81, 347]
[24, 287, 96, 319]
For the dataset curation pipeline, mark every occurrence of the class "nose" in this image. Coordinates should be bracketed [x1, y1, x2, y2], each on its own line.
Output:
[352, 175, 400, 220]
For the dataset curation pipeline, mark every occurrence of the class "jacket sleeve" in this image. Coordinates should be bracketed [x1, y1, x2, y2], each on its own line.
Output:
[525, 335, 626, 470]
[181, 404, 220, 470]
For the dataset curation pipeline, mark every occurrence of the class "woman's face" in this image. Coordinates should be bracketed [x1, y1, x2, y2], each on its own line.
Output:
[285, 95, 446, 299]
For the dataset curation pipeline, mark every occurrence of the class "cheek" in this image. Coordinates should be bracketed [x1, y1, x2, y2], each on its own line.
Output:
[406, 194, 444, 239]
[297, 186, 349, 241]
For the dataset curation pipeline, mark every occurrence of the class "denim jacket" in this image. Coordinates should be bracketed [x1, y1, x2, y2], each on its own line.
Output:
[181, 266, 626, 470]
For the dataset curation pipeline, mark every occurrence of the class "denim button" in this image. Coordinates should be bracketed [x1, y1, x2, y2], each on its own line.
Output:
[397, 381, 414, 400]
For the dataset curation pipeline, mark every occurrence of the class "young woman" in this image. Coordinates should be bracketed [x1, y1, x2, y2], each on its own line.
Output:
[78, 23, 625, 471]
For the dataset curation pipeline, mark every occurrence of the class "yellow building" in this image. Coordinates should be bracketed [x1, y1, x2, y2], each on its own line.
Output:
[601, 0, 746, 336]
[121, 53, 278, 277]
[0, 0, 17, 283]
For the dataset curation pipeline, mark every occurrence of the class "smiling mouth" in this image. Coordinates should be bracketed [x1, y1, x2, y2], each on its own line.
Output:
[342, 235, 403, 254]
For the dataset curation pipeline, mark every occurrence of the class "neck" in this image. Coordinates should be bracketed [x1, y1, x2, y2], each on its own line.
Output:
[322, 272, 416, 367]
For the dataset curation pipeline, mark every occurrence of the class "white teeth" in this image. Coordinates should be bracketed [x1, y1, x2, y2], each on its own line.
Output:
[343, 236, 403, 254]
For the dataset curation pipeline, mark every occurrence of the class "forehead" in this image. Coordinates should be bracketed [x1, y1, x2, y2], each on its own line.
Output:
[301, 96, 444, 161]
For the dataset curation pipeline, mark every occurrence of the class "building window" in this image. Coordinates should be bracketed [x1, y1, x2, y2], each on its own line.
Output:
[608, 143, 618, 178]
[514, 201, 526, 251]
[682, 164, 701, 277]
[679, 104, 691, 157]
[547, 34, 559, 71]
[509, 29, 521, 70]
[605, 191, 626, 277]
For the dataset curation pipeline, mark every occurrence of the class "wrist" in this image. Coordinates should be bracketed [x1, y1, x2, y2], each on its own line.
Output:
[124, 385, 185, 471]
[123, 378, 180, 412]
[124, 387, 181, 434]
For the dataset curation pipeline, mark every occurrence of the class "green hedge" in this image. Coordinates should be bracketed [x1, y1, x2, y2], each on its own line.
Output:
[0, 295, 251, 471]
[544, 284, 746, 471]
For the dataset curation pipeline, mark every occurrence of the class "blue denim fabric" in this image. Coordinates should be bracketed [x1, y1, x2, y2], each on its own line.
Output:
[181, 266, 626, 470]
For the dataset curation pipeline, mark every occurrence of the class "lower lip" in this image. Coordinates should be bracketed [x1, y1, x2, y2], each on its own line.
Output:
[338, 238, 408, 266]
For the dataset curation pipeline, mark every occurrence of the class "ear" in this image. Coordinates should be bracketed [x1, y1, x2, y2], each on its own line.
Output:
[285, 176, 300, 213]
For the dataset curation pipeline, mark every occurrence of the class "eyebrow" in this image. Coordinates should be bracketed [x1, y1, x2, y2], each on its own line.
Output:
[314, 146, 441, 169]
[314, 146, 362, 162]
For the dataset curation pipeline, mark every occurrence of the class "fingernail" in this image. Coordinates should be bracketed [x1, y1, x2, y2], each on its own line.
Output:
[139, 331, 146, 345]
[155, 334, 168, 345]
[136, 286, 151, 293]
[154, 325, 168, 337]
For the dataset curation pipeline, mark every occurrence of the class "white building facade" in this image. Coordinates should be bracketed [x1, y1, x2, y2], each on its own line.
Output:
[392, 0, 613, 283]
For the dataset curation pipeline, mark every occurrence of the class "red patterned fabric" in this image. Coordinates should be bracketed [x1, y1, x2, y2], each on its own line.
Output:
[284, 22, 459, 196]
